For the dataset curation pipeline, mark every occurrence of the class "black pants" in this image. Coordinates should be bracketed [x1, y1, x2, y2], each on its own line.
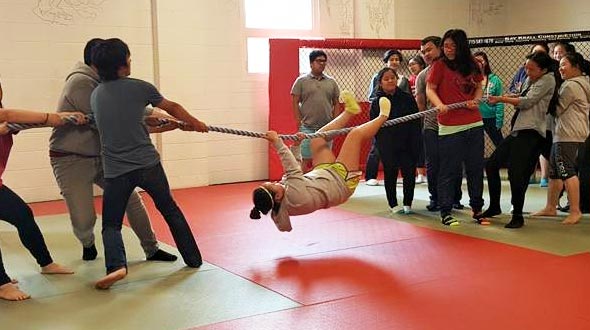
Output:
[485, 130, 544, 215]
[102, 163, 202, 273]
[364, 138, 380, 180]
[382, 160, 416, 208]
[0, 185, 53, 286]
[438, 127, 485, 216]
[423, 129, 462, 206]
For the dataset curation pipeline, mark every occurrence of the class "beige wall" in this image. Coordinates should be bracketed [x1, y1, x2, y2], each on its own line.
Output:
[1, 0, 589, 202]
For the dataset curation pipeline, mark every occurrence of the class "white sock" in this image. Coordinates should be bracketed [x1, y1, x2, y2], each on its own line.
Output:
[378, 97, 391, 118]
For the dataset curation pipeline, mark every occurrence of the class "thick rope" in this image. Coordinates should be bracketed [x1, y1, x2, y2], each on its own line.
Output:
[5, 98, 485, 139]
[207, 98, 485, 140]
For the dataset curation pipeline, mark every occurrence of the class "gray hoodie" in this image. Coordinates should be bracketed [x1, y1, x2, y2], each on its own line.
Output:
[554, 76, 590, 143]
[270, 139, 352, 232]
[513, 73, 555, 138]
[49, 62, 101, 156]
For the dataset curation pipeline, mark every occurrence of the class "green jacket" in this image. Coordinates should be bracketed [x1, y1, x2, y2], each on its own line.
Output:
[479, 73, 505, 128]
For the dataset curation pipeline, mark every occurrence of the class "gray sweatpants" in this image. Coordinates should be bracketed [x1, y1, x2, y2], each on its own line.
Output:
[50, 155, 159, 257]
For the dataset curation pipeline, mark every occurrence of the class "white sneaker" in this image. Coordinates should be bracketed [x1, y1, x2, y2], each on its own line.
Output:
[390, 206, 402, 214]
[366, 179, 379, 186]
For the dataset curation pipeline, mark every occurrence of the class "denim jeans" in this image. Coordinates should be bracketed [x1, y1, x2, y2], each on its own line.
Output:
[102, 163, 202, 273]
[51, 155, 159, 257]
[0, 185, 53, 285]
[438, 127, 485, 216]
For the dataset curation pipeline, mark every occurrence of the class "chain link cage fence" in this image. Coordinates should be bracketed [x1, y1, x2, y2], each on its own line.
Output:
[298, 46, 421, 169]
[295, 31, 590, 171]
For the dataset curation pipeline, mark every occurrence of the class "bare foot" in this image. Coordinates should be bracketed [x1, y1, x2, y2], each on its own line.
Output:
[41, 263, 75, 275]
[562, 212, 582, 225]
[95, 268, 127, 290]
[0, 283, 30, 301]
[533, 208, 557, 216]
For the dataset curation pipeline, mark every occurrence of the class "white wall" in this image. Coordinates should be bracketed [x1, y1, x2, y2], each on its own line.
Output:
[2, 0, 589, 202]
[155, 0, 268, 188]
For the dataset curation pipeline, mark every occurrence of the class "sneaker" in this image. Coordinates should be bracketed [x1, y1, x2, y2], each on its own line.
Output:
[426, 202, 440, 212]
[473, 212, 491, 225]
[452, 203, 465, 210]
[505, 215, 524, 228]
[481, 207, 502, 218]
[366, 179, 379, 186]
[390, 206, 403, 214]
[539, 178, 548, 187]
[415, 175, 427, 184]
[441, 215, 460, 226]
[402, 205, 414, 214]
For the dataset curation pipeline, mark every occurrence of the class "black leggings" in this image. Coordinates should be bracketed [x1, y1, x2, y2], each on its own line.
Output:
[0, 185, 53, 285]
[485, 130, 544, 215]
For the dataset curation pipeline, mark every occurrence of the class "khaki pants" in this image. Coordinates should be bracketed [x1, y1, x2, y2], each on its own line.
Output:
[50, 155, 159, 257]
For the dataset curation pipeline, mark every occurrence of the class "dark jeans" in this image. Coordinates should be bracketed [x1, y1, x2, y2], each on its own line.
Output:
[485, 130, 544, 215]
[438, 127, 485, 216]
[364, 138, 380, 180]
[102, 163, 201, 273]
[482, 117, 503, 147]
[423, 129, 462, 206]
[0, 185, 53, 285]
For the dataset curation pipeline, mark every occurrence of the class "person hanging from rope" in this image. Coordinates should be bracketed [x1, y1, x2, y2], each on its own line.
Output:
[250, 91, 391, 232]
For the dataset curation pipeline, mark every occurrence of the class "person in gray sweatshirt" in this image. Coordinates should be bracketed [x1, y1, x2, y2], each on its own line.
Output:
[49, 38, 177, 261]
[534, 52, 590, 225]
[482, 51, 557, 229]
[250, 93, 390, 232]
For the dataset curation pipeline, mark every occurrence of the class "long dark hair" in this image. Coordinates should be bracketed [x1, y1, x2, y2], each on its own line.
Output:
[562, 52, 590, 76]
[250, 186, 280, 219]
[441, 29, 479, 77]
[527, 51, 559, 116]
[473, 51, 492, 76]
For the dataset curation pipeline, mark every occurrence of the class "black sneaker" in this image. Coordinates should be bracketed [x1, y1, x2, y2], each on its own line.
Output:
[481, 208, 502, 218]
[452, 203, 465, 210]
[472, 212, 491, 225]
[505, 215, 524, 228]
[426, 202, 440, 212]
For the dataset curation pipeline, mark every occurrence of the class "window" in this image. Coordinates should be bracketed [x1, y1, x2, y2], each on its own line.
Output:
[245, 0, 312, 30]
[244, 0, 318, 73]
